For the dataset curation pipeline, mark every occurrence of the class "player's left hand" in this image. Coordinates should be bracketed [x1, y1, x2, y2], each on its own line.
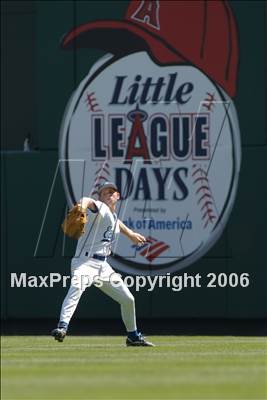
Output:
[131, 232, 147, 246]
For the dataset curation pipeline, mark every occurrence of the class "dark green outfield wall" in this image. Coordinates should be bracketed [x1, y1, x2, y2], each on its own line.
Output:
[1, 1, 266, 320]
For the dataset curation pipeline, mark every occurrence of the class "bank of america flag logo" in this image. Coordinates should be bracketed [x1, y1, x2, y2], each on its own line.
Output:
[133, 236, 170, 262]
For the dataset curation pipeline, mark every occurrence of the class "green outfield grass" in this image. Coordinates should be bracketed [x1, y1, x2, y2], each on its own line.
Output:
[1, 336, 266, 400]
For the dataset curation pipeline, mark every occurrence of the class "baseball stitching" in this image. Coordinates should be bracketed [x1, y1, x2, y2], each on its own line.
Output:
[203, 92, 216, 111]
[91, 161, 110, 196]
[85, 91, 102, 112]
[192, 164, 217, 229]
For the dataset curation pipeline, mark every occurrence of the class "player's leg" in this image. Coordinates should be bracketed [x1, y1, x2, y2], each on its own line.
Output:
[98, 277, 155, 347]
[51, 262, 93, 342]
[98, 277, 137, 331]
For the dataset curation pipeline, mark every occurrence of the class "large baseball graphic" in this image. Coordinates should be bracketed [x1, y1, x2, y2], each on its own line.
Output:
[59, 51, 241, 275]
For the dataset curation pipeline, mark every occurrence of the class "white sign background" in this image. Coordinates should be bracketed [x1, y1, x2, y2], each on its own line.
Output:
[59, 52, 241, 275]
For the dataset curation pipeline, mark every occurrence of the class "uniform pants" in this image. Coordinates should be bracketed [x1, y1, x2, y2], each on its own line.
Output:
[59, 257, 137, 332]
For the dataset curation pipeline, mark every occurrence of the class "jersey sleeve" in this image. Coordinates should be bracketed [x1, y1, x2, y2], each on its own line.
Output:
[87, 199, 99, 213]
[93, 200, 109, 218]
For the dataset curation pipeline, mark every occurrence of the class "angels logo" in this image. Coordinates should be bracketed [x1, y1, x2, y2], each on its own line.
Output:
[59, 0, 241, 275]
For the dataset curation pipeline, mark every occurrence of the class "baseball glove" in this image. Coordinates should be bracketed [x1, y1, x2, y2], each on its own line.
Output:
[62, 204, 88, 240]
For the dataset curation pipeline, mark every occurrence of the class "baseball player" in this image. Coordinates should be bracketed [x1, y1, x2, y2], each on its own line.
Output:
[51, 181, 154, 347]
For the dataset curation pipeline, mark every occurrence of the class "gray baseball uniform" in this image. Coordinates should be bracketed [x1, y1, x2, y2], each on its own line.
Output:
[58, 199, 137, 332]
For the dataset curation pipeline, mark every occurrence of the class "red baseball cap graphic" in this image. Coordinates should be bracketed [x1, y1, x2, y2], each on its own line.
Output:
[61, 0, 239, 97]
